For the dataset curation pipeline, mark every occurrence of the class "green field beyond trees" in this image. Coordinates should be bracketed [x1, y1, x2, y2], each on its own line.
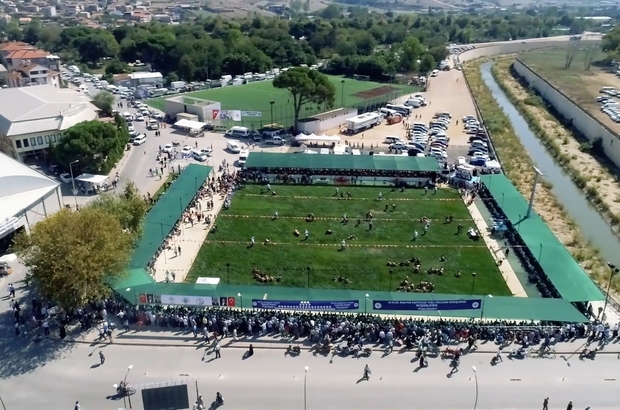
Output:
[188, 185, 511, 296]
[147, 75, 419, 129]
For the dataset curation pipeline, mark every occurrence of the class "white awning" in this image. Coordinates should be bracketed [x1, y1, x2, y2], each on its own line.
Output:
[75, 173, 108, 184]
[174, 119, 207, 131]
[295, 134, 341, 142]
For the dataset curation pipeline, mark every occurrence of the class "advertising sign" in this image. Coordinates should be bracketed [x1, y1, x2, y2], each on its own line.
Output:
[241, 111, 262, 117]
[160, 295, 214, 306]
[252, 300, 359, 311]
[372, 299, 482, 311]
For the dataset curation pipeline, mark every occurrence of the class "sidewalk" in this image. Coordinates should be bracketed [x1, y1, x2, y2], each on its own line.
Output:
[64, 326, 620, 355]
[467, 201, 527, 297]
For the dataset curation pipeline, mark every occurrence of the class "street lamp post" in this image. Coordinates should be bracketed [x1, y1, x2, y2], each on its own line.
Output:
[226, 263, 231, 285]
[113, 364, 134, 409]
[471, 366, 479, 410]
[238, 292, 243, 309]
[340, 80, 345, 107]
[304, 366, 309, 410]
[602, 263, 618, 322]
[364, 294, 369, 314]
[69, 159, 79, 208]
[389, 270, 393, 291]
[470, 272, 476, 295]
[270, 101, 275, 125]
[306, 267, 310, 289]
[526, 166, 544, 219]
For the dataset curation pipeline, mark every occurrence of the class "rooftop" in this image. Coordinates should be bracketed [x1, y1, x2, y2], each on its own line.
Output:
[130, 72, 163, 80]
[0, 86, 98, 136]
[0, 152, 59, 221]
[244, 152, 442, 172]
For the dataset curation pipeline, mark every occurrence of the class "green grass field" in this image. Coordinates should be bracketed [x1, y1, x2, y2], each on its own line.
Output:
[187, 185, 511, 296]
[517, 45, 605, 107]
[147, 75, 420, 129]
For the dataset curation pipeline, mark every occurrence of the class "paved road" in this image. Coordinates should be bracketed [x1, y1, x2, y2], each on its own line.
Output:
[1, 340, 619, 410]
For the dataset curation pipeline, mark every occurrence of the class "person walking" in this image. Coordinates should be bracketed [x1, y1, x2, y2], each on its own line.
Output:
[542, 397, 549, 410]
[74, 401, 80, 410]
[214, 342, 221, 359]
[566, 402, 573, 410]
[99, 350, 105, 364]
[363, 364, 371, 380]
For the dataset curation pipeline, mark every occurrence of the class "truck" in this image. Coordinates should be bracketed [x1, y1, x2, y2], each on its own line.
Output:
[345, 112, 382, 134]
[170, 81, 185, 90]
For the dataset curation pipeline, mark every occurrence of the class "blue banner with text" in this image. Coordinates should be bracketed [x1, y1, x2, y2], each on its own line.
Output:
[372, 299, 482, 311]
[251, 300, 359, 311]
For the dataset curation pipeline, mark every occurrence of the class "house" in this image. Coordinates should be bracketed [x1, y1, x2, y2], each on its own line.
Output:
[4, 61, 62, 88]
[43, 6, 57, 17]
[114, 71, 163, 88]
[0, 85, 99, 162]
[0, 42, 61, 71]
[131, 10, 151, 23]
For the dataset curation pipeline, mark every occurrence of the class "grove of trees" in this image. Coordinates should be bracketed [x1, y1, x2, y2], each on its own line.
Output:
[0, 8, 602, 82]
[50, 116, 129, 174]
[13, 183, 148, 311]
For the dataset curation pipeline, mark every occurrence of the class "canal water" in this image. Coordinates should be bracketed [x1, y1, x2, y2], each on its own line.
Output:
[479, 61, 620, 268]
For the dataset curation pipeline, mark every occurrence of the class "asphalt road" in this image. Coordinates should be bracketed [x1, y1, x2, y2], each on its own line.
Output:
[1, 340, 619, 410]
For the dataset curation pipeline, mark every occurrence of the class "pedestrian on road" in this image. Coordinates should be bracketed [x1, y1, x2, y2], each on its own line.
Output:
[99, 350, 105, 364]
[215, 342, 221, 359]
[177, 246, 181, 256]
[8, 283, 15, 298]
[74, 401, 80, 410]
[542, 397, 548, 410]
[494, 348, 503, 363]
[566, 402, 573, 410]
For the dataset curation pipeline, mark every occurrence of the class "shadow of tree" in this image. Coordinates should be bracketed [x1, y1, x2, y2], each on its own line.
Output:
[0, 293, 77, 379]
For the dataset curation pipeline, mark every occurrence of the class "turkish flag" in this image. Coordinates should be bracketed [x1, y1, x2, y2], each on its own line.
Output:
[212, 109, 220, 120]
[228, 297, 236, 307]
[139, 294, 147, 304]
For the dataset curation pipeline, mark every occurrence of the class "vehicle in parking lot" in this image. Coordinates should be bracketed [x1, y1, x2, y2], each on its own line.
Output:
[227, 141, 241, 153]
[147, 119, 159, 130]
[192, 150, 208, 162]
[59, 173, 73, 183]
[163, 144, 173, 153]
[133, 134, 147, 145]
[135, 113, 144, 121]
[200, 148, 213, 157]
[181, 146, 193, 155]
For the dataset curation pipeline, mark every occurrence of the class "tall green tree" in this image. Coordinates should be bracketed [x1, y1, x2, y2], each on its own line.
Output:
[51, 120, 128, 174]
[13, 207, 133, 312]
[273, 67, 335, 127]
[90, 182, 148, 238]
[92, 91, 115, 116]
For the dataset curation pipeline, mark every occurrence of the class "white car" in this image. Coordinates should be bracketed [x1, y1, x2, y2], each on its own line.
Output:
[181, 146, 193, 155]
[200, 148, 213, 157]
[162, 143, 173, 153]
[127, 125, 135, 133]
[135, 114, 144, 121]
[59, 173, 73, 184]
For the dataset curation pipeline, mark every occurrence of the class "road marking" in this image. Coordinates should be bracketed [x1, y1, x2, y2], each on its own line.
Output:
[604, 378, 616, 381]
[510, 379, 522, 381]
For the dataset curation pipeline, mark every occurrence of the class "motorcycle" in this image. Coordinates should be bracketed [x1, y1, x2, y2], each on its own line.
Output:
[287, 344, 301, 355]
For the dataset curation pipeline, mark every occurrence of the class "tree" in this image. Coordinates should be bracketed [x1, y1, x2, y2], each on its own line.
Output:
[93, 91, 115, 116]
[51, 120, 128, 174]
[419, 53, 436, 74]
[273, 67, 335, 128]
[90, 182, 148, 238]
[12, 207, 133, 312]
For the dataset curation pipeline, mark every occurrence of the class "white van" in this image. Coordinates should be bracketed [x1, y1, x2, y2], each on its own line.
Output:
[226, 126, 250, 138]
[238, 149, 249, 166]
[227, 141, 241, 153]
[386, 104, 413, 116]
[147, 119, 159, 130]
[379, 108, 399, 117]
[133, 134, 147, 145]
[384, 136, 403, 144]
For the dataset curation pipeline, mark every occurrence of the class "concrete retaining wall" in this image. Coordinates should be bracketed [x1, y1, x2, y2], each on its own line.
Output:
[512, 58, 620, 167]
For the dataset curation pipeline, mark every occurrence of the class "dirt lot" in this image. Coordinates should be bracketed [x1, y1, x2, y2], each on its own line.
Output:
[324, 67, 478, 156]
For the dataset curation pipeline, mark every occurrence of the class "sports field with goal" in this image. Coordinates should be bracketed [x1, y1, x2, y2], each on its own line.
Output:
[187, 185, 511, 296]
[147, 75, 420, 129]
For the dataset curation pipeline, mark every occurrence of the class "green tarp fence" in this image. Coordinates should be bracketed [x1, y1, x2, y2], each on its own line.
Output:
[480, 174, 603, 302]
[112, 164, 212, 292]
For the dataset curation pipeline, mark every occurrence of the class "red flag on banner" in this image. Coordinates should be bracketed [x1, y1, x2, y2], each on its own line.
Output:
[139, 294, 147, 304]
[212, 109, 220, 120]
[228, 297, 236, 307]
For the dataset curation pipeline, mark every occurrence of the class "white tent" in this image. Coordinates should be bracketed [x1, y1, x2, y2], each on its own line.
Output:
[75, 173, 108, 185]
[294, 134, 341, 142]
[174, 119, 207, 131]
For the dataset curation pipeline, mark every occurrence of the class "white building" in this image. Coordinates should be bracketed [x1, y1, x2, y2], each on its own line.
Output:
[114, 71, 163, 88]
[4, 61, 61, 88]
[0, 85, 99, 162]
[0, 151, 63, 247]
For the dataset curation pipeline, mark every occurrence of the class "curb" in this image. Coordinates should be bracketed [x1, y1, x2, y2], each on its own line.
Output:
[59, 337, 620, 355]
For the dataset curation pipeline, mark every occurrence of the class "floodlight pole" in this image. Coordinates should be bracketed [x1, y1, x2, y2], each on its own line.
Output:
[69, 159, 79, 208]
[526, 166, 543, 219]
